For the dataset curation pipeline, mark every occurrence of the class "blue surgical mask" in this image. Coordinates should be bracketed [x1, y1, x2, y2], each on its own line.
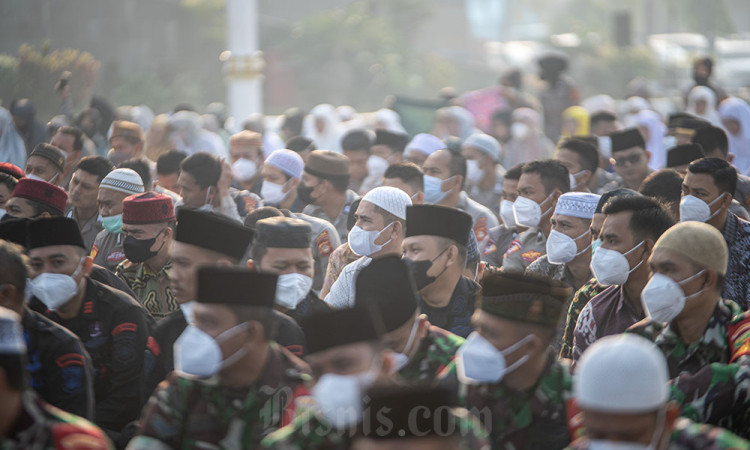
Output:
[423, 175, 454, 204]
[591, 238, 602, 257]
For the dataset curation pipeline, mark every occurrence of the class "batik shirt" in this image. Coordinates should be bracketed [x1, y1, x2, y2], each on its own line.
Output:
[559, 278, 606, 359]
[722, 212, 750, 310]
[320, 243, 359, 299]
[399, 325, 465, 384]
[0, 390, 112, 450]
[115, 259, 177, 320]
[130, 343, 310, 450]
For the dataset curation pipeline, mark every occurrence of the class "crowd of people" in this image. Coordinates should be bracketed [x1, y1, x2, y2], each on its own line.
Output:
[0, 52, 750, 449]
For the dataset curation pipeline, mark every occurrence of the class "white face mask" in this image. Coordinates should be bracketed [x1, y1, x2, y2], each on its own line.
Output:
[196, 186, 216, 213]
[174, 322, 249, 378]
[25, 173, 46, 182]
[179, 301, 194, 324]
[348, 222, 393, 257]
[0, 208, 6, 221]
[588, 407, 667, 450]
[662, 135, 678, 152]
[589, 241, 644, 286]
[231, 158, 257, 182]
[391, 317, 420, 372]
[456, 331, 532, 385]
[513, 193, 553, 229]
[29, 259, 84, 311]
[546, 229, 591, 264]
[641, 270, 705, 323]
[511, 122, 530, 140]
[275, 273, 313, 310]
[679, 194, 725, 223]
[261, 180, 288, 205]
[312, 360, 379, 429]
[465, 159, 482, 185]
[366, 155, 389, 179]
[499, 199, 516, 227]
[569, 170, 586, 191]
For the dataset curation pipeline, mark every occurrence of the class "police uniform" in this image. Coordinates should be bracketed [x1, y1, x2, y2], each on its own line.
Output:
[66, 207, 102, 252]
[480, 224, 519, 268]
[439, 271, 575, 449]
[303, 189, 359, 243]
[131, 267, 310, 450]
[90, 229, 125, 272]
[502, 228, 547, 272]
[457, 191, 500, 245]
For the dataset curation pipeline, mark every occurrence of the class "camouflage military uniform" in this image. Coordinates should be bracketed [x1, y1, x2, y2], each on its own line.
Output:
[559, 278, 606, 359]
[259, 406, 490, 450]
[90, 230, 125, 272]
[1, 390, 112, 450]
[440, 353, 576, 450]
[566, 418, 750, 449]
[399, 325, 465, 384]
[115, 259, 178, 320]
[131, 343, 310, 450]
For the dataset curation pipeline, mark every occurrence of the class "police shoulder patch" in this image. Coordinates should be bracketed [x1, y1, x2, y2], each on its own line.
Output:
[315, 230, 333, 257]
[728, 315, 750, 362]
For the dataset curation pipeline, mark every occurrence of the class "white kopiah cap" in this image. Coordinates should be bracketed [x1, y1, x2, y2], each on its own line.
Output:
[100, 168, 145, 196]
[554, 192, 601, 219]
[405, 133, 446, 157]
[361, 186, 412, 220]
[266, 149, 305, 180]
[0, 307, 26, 355]
[462, 133, 501, 162]
[575, 334, 669, 413]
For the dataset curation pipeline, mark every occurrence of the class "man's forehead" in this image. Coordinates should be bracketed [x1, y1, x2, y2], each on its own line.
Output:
[518, 172, 542, 188]
[171, 241, 221, 261]
[424, 150, 449, 168]
[683, 172, 717, 190]
[356, 200, 377, 216]
[263, 246, 311, 261]
[404, 235, 437, 247]
[27, 155, 52, 167]
[602, 211, 632, 233]
[29, 245, 82, 259]
[552, 214, 588, 226]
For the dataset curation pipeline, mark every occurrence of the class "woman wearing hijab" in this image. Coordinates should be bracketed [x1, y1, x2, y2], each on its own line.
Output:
[433, 105, 480, 143]
[561, 106, 590, 138]
[373, 108, 406, 134]
[502, 107, 555, 169]
[719, 97, 750, 175]
[686, 86, 721, 126]
[635, 109, 667, 169]
[0, 107, 27, 168]
[304, 103, 343, 153]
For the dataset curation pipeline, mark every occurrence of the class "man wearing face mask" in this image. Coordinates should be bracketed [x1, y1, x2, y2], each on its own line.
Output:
[481, 163, 524, 267]
[681, 158, 750, 310]
[461, 132, 506, 211]
[438, 271, 575, 449]
[326, 186, 412, 309]
[570, 334, 748, 450]
[503, 159, 570, 272]
[131, 267, 310, 450]
[300, 150, 359, 242]
[692, 126, 750, 213]
[229, 130, 264, 195]
[573, 195, 674, 360]
[554, 138, 600, 193]
[248, 216, 330, 324]
[260, 149, 306, 212]
[355, 255, 464, 384]
[403, 205, 476, 338]
[422, 149, 499, 245]
[25, 143, 66, 186]
[115, 192, 176, 320]
[259, 305, 387, 449]
[26, 217, 154, 439]
[91, 168, 145, 272]
[4, 178, 68, 221]
[526, 192, 600, 352]
[359, 129, 409, 194]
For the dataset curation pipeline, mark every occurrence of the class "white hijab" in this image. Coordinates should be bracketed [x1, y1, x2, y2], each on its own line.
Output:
[304, 104, 343, 153]
[719, 97, 750, 174]
[0, 108, 27, 168]
[686, 86, 721, 126]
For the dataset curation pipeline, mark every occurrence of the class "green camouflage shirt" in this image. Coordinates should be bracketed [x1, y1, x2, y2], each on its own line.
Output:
[559, 278, 606, 360]
[259, 406, 490, 450]
[566, 417, 750, 449]
[129, 343, 310, 450]
[399, 325, 464, 384]
[439, 352, 575, 450]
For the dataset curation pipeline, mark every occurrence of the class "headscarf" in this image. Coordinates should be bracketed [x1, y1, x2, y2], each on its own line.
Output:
[0, 107, 27, 168]
[622, 96, 651, 127]
[635, 110, 667, 169]
[304, 104, 343, 153]
[373, 108, 406, 134]
[719, 97, 750, 174]
[686, 86, 721, 126]
[169, 111, 227, 158]
[582, 95, 617, 115]
[561, 106, 590, 137]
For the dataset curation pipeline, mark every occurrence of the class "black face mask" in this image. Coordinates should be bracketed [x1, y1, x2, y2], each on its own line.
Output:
[404, 247, 450, 290]
[0, 213, 17, 223]
[123, 230, 165, 263]
[297, 183, 317, 205]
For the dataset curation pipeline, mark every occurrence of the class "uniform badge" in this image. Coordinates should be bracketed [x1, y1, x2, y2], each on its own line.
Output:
[316, 230, 333, 257]
[90, 244, 99, 259]
[243, 195, 259, 213]
[504, 239, 521, 256]
[729, 317, 750, 362]
[521, 250, 542, 263]
[107, 250, 125, 264]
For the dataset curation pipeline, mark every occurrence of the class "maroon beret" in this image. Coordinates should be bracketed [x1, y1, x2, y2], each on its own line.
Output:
[122, 192, 175, 225]
[0, 163, 25, 179]
[11, 179, 67, 214]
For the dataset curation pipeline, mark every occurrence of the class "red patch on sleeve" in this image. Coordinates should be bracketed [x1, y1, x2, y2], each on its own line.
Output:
[285, 344, 304, 357]
[55, 353, 85, 368]
[504, 239, 522, 256]
[566, 398, 585, 441]
[316, 230, 333, 257]
[473, 217, 488, 242]
[729, 316, 750, 362]
[52, 423, 109, 450]
[243, 196, 258, 212]
[283, 384, 312, 427]
[146, 336, 160, 357]
[111, 322, 138, 336]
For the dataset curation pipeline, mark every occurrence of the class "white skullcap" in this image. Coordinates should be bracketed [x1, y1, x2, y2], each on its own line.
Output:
[311, 104, 335, 118]
[361, 186, 412, 220]
[575, 334, 668, 413]
[100, 168, 145, 195]
[266, 149, 304, 180]
[554, 192, 600, 219]
[405, 133, 445, 157]
[463, 133, 501, 162]
[0, 308, 26, 355]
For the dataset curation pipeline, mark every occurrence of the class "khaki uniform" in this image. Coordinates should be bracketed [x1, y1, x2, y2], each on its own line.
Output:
[457, 191, 500, 244]
[302, 189, 359, 243]
[67, 208, 102, 253]
[502, 228, 547, 273]
[90, 230, 125, 273]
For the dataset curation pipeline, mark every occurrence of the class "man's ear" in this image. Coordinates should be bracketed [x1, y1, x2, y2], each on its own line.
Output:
[0, 284, 18, 308]
[720, 191, 733, 209]
[645, 150, 652, 163]
[728, 153, 736, 164]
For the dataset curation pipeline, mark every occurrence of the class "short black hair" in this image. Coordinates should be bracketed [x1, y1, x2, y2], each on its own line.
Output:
[384, 162, 423, 193]
[445, 150, 467, 191]
[687, 158, 737, 197]
[602, 195, 675, 242]
[180, 152, 222, 189]
[120, 158, 152, 190]
[692, 126, 728, 157]
[0, 240, 27, 301]
[57, 126, 85, 152]
[558, 138, 599, 173]
[639, 169, 683, 210]
[286, 136, 316, 153]
[75, 156, 114, 184]
[157, 149, 187, 175]
[503, 163, 524, 181]
[693, 55, 713, 74]
[281, 109, 306, 138]
[589, 111, 617, 129]
[341, 129, 373, 152]
[522, 159, 570, 194]
[0, 173, 18, 194]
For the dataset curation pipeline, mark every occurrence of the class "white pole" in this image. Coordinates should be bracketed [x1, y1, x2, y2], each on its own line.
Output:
[224, 0, 264, 124]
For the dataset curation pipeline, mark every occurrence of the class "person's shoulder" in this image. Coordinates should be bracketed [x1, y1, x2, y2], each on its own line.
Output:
[259, 409, 331, 449]
[587, 284, 619, 307]
[25, 309, 82, 345]
[88, 279, 151, 317]
[525, 254, 551, 274]
[671, 417, 750, 449]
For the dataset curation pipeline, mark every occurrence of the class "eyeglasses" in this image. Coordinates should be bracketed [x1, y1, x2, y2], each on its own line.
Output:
[611, 153, 643, 167]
